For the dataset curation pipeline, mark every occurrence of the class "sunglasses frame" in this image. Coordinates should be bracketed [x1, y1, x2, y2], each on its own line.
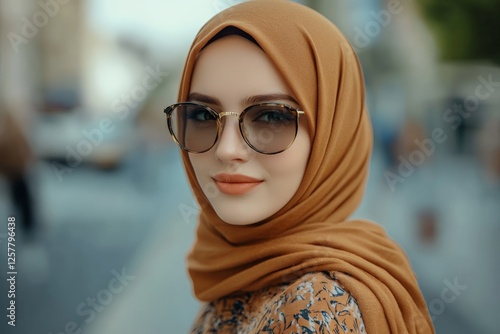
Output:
[164, 102, 305, 155]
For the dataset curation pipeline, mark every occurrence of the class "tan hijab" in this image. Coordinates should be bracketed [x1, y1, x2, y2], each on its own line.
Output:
[177, 1, 433, 333]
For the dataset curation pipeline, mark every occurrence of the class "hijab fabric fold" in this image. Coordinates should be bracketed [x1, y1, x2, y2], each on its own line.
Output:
[178, 1, 434, 333]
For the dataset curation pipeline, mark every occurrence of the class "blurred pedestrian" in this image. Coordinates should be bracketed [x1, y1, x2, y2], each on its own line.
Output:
[0, 102, 35, 239]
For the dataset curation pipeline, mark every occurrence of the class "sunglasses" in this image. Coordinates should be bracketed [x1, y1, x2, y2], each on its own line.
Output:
[164, 102, 305, 155]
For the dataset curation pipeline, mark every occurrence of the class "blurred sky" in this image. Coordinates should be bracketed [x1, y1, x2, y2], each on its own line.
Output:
[86, 0, 216, 61]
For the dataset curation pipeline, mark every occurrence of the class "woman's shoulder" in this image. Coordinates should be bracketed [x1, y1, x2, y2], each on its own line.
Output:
[260, 271, 366, 333]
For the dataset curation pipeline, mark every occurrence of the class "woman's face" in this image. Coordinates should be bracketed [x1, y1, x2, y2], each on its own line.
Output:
[188, 35, 311, 225]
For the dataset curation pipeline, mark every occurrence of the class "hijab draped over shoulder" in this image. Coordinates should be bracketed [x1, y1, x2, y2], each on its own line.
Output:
[177, 1, 434, 333]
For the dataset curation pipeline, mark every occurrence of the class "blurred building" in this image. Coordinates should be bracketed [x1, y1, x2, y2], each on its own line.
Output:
[0, 1, 498, 334]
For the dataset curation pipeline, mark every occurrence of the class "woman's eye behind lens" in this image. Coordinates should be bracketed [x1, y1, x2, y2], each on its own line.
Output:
[187, 107, 217, 122]
[251, 109, 294, 125]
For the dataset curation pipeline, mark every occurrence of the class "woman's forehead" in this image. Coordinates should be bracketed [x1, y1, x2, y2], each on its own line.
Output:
[189, 35, 296, 107]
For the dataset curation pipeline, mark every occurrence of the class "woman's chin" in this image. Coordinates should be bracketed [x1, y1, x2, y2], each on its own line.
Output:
[215, 209, 265, 226]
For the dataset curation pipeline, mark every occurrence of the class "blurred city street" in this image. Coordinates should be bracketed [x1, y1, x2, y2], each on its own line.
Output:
[1, 0, 499, 333]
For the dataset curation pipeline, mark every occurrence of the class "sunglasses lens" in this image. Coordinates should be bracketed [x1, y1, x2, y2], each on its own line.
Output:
[242, 105, 298, 154]
[168, 103, 218, 153]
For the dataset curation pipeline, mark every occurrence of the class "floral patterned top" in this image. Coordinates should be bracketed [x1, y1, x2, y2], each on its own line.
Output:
[191, 271, 366, 334]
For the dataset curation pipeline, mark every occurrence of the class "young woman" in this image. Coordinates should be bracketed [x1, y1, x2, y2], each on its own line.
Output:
[164, 0, 434, 333]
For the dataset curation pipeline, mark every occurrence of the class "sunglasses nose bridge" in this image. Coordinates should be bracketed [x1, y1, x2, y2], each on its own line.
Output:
[217, 111, 241, 132]
[218, 111, 240, 120]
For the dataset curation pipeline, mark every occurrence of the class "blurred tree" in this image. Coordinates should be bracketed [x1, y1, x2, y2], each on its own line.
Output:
[417, 0, 500, 64]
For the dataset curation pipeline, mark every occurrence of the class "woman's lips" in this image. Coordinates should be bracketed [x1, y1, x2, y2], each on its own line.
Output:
[212, 173, 263, 195]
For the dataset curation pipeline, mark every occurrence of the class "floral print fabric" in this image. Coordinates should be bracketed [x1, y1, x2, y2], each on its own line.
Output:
[191, 271, 366, 334]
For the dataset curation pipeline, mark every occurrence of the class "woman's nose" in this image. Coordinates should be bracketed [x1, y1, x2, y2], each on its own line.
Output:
[214, 115, 252, 163]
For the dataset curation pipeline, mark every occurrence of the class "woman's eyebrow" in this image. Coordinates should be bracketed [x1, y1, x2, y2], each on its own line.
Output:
[243, 94, 299, 105]
[187, 92, 299, 106]
[187, 92, 222, 106]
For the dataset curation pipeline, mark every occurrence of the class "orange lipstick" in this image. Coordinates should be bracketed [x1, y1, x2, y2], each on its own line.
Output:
[213, 173, 263, 195]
